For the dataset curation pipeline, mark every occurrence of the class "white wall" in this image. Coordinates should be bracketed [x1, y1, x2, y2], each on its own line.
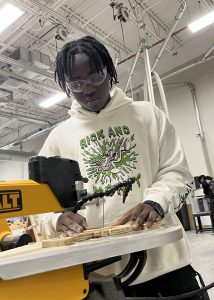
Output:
[0, 161, 28, 180]
[153, 60, 214, 226]
[154, 60, 214, 178]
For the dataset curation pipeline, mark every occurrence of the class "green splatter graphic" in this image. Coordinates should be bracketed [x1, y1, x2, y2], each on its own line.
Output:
[82, 134, 139, 185]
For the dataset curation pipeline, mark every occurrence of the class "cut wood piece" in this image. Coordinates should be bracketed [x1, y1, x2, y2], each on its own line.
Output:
[42, 222, 163, 248]
[72, 223, 134, 242]
[42, 236, 74, 248]
[26, 215, 43, 242]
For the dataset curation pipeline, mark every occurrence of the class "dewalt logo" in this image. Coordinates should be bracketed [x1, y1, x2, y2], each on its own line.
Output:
[0, 190, 22, 213]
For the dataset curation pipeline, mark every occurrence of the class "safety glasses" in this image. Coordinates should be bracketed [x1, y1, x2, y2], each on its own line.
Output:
[66, 68, 107, 93]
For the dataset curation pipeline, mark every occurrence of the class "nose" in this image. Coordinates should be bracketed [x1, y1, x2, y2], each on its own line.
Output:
[83, 83, 96, 95]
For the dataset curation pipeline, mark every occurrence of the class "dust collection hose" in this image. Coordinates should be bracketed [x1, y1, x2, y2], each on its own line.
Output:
[152, 71, 169, 119]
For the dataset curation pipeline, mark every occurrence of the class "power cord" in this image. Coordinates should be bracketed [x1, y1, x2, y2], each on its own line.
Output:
[125, 281, 214, 299]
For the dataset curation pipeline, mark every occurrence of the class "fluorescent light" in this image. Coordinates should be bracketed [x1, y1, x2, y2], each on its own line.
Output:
[0, 4, 24, 33]
[40, 92, 67, 108]
[188, 10, 214, 33]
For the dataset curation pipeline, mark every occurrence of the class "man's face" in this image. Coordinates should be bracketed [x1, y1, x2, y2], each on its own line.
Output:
[66, 53, 110, 112]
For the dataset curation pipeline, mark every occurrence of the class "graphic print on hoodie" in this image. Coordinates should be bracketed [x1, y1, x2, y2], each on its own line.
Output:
[80, 125, 141, 193]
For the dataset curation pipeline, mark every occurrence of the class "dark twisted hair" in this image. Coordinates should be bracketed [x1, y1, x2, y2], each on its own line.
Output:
[55, 36, 119, 97]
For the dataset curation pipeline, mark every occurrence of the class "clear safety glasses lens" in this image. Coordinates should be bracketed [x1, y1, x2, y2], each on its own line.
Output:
[67, 68, 107, 92]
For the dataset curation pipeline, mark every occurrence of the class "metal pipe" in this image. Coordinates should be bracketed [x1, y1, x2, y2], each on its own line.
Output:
[143, 41, 155, 104]
[127, 53, 214, 97]
[0, 116, 68, 150]
[142, 0, 165, 12]
[0, 128, 50, 150]
[138, 0, 183, 45]
[124, 43, 142, 92]
[0, 110, 50, 126]
[144, 78, 148, 101]
[0, 119, 17, 131]
[114, 54, 119, 69]
[118, 26, 187, 66]
[188, 83, 213, 176]
[200, 0, 211, 10]
[82, 6, 109, 27]
[151, 0, 186, 72]
[144, 25, 176, 55]
[161, 54, 214, 81]
[129, 12, 175, 56]
[203, 43, 214, 59]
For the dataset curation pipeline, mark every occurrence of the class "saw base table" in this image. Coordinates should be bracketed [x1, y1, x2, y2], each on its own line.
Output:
[0, 225, 183, 300]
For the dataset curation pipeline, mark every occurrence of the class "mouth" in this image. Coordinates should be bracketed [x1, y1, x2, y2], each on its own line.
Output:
[86, 97, 98, 105]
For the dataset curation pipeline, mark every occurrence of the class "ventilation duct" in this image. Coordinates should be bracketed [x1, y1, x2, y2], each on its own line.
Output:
[0, 88, 13, 102]
[10, 47, 30, 63]
[29, 50, 51, 70]
[0, 47, 54, 92]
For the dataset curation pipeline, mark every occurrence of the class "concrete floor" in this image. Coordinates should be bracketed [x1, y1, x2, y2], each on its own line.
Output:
[186, 230, 214, 299]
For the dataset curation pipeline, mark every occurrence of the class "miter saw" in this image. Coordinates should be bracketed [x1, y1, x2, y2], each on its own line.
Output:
[0, 156, 139, 300]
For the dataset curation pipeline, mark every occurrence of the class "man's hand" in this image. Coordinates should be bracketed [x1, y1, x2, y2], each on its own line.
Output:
[113, 203, 162, 230]
[56, 212, 88, 237]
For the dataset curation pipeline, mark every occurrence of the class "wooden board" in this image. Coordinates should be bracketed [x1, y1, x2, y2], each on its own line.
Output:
[26, 215, 43, 242]
[42, 222, 163, 248]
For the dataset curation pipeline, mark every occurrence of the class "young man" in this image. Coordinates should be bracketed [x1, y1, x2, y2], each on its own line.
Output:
[37, 36, 208, 299]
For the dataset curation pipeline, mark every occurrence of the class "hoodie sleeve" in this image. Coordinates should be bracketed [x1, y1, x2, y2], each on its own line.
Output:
[39, 131, 61, 157]
[143, 106, 193, 215]
[34, 131, 62, 239]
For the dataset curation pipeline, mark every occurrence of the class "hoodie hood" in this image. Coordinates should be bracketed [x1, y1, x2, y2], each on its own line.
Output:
[68, 87, 133, 119]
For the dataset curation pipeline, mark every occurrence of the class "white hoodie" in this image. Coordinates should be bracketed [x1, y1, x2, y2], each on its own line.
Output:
[37, 87, 193, 284]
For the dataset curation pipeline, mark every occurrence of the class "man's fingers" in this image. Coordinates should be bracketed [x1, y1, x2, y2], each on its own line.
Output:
[57, 222, 84, 237]
[132, 216, 144, 230]
[57, 224, 70, 233]
[112, 209, 133, 225]
[131, 204, 159, 230]
[145, 210, 159, 228]
[110, 203, 163, 229]
[67, 222, 84, 233]
[67, 212, 87, 225]
[130, 204, 148, 227]
[58, 231, 68, 238]
[81, 218, 88, 229]
[66, 230, 76, 236]
[56, 213, 86, 234]
[156, 215, 162, 222]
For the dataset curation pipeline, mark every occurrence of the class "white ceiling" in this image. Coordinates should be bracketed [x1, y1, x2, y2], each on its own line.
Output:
[0, 0, 214, 151]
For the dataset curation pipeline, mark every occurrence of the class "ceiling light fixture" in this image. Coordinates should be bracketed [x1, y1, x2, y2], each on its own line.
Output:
[0, 3, 24, 33]
[188, 10, 214, 33]
[39, 92, 67, 108]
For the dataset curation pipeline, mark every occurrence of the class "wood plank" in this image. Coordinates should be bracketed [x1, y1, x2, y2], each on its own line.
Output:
[42, 222, 163, 248]
[26, 215, 43, 242]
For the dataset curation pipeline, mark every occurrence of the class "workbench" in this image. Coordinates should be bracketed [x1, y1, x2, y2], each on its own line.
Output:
[0, 225, 183, 300]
